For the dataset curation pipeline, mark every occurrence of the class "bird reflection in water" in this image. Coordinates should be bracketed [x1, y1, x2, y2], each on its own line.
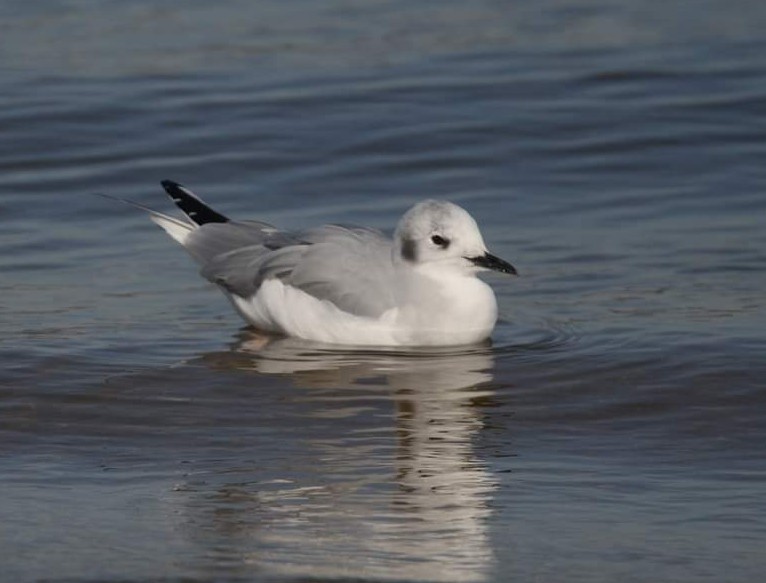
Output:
[185, 330, 503, 582]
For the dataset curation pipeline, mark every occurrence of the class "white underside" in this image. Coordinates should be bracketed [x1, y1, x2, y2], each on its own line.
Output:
[228, 276, 498, 347]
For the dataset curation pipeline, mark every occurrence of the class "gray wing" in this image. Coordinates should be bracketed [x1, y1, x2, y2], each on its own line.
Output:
[182, 219, 301, 263]
[186, 221, 397, 318]
[287, 225, 397, 317]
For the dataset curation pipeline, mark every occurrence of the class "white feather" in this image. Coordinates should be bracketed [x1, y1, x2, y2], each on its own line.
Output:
[149, 213, 194, 245]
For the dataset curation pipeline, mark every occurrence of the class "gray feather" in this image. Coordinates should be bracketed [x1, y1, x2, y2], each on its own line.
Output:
[287, 225, 396, 317]
[189, 222, 398, 317]
[182, 220, 299, 264]
[201, 244, 308, 297]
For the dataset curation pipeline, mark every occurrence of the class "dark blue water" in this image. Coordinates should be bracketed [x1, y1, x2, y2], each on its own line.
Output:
[2, 1, 766, 581]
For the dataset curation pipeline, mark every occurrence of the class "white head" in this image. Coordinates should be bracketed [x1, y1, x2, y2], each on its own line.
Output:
[393, 200, 516, 276]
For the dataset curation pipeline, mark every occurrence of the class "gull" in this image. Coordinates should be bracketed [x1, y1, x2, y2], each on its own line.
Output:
[123, 180, 517, 346]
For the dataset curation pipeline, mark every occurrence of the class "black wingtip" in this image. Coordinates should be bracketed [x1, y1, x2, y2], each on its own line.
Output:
[160, 179, 229, 225]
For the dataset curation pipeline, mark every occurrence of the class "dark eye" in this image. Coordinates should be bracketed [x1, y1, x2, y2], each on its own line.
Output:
[431, 235, 449, 248]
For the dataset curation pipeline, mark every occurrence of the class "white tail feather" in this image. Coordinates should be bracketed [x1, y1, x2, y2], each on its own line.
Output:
[96, 193, 196, 246]
[150, 213, 195, 245]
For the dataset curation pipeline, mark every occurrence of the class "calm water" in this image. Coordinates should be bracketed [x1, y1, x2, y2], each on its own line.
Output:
[2, 1, 766, 582]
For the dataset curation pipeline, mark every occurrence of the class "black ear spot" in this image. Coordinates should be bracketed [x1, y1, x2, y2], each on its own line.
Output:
[401, 237, 418, 262]
[431, 234, 450, 248]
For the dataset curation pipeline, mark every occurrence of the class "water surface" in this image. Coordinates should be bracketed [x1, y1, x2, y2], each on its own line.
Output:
[2, 1, 766, 582]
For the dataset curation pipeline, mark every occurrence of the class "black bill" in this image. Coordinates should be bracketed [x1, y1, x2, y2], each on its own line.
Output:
[468, 252, 518, 275]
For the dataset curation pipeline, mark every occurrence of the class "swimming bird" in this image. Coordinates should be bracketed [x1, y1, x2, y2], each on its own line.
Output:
[134, 180, 516, 346]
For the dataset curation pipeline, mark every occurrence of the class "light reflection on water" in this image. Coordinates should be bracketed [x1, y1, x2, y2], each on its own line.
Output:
[183, 336, 499, 581]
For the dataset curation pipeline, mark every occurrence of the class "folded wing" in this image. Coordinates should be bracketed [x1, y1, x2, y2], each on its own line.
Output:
[192, 223, 396, 318]
[154, 182, 398, 318]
